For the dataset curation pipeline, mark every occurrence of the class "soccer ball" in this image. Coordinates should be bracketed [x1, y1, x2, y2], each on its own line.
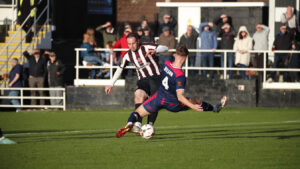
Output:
[140, 124, 155, 139]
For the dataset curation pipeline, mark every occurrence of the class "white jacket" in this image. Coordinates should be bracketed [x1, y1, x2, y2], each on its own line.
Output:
[234, 26, 253, 66]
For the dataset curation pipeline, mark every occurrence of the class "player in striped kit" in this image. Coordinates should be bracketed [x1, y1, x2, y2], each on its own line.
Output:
[105, 33, 169, 133]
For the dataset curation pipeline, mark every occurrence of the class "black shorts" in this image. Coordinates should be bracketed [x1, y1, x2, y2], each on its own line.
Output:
[136, 75, 161, 97]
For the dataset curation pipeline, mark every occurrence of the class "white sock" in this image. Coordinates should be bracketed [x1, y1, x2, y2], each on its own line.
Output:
[134, 122, 142, 128]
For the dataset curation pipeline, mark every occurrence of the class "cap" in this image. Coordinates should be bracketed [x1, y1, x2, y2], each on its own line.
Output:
[162, 26, 170, 32]
[136, 26, 143, 31]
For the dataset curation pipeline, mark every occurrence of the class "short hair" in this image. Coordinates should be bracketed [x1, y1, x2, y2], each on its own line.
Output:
[126, 33, 139, 40]
[12, 58, 18, 63]
[176, 46, 189, 57]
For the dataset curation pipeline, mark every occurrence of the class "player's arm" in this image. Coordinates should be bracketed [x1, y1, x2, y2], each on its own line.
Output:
[105, 55, 128, 94]
[146, 45, 168, 56]
[176, 89, 203, 112]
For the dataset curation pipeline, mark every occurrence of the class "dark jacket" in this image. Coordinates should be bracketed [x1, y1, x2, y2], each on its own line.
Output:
[24, 51, 47, 77]
[214, 16, 235, 35]
[140, 35, 154, 43]
[47, 59, 65, 87]
[157, 17, 177, 36]
[273, 32, 293, 50]
[219, 29, 235, 49]
[178, 29, 199, 56]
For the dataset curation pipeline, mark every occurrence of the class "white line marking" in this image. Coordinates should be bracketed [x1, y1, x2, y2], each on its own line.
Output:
[6, 120, 300, 137]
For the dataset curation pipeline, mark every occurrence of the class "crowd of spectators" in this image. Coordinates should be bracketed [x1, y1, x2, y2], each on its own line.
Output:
[2, 49, 66, 112]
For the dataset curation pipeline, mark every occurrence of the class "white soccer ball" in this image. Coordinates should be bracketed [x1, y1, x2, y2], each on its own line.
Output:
[140, 124, 155, 139]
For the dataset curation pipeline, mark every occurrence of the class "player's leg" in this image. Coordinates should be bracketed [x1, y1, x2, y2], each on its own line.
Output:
[189, 96, 228, 112]
[147, 75, 161, 125]
[116, 105, 151, 138]
[132, 89, 148, 132]
[116, 92, 161, 138]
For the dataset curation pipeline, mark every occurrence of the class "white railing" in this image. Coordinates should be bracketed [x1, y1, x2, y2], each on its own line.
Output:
[74, 48, 300, 89]
[0, 87, 66, 110]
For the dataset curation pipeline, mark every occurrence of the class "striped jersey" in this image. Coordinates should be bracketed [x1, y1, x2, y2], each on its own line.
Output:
[120, 43, 161, 79]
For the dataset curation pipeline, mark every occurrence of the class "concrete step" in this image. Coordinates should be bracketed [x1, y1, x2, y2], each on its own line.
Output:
[8, 30, 46, 37]
[0, 61, 23, 65]
[5, 36, 41, 43]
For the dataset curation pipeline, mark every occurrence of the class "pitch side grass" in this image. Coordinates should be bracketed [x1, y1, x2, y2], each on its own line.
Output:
[0, 108, 300, 169]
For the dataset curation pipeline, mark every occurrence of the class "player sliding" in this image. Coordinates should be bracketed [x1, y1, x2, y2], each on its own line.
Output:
[116, 46, 228, 138]
[105, 33, 169, 133]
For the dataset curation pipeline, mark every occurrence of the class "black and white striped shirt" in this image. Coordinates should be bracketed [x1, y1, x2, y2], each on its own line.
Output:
[120, 43, 161, 79]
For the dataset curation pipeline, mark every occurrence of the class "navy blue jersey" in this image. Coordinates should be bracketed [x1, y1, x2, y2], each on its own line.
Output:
[158, 61, 186, 99]
[143, 61, 188, 113]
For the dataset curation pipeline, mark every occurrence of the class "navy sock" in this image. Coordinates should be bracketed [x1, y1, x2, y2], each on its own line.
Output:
[127, 112, 140, 124]
[0, 128, 2, 137]
[201, 101, 214, 111]
[135, 104, 143, 123]
[147, 112, 158, 125]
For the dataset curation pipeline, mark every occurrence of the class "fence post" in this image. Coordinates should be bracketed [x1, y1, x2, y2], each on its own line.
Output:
[63, 88, 66, 111]
[185, 56, 188, 77]
[20, 88, 23, 106]
[75, 49, 79, 80]
[224, 51, 227, 80]
[110, 53, 113, 79]
[263, 52, 267, 83]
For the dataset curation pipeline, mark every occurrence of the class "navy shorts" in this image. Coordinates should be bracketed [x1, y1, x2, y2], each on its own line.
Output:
[143, 92, 189, 114]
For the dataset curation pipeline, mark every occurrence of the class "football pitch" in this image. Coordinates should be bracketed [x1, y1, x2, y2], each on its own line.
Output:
[1, 108, 300, 169]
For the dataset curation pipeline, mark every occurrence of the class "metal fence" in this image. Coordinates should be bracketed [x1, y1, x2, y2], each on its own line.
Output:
[0, 87, 66, 110]
[74, 48, 300, 86]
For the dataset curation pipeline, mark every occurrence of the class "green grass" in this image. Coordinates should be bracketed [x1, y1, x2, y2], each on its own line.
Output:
[0, 108, 300, 169]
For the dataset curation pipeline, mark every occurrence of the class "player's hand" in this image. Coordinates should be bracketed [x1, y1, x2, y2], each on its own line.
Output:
[146, 49, 156, 57]
[105, 85, 113, 95]
[191, 104, 203, 112]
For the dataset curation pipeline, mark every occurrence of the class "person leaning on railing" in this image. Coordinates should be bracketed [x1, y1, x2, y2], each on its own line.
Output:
[23, 49, 47, 105]
[8, 58, 23, 112]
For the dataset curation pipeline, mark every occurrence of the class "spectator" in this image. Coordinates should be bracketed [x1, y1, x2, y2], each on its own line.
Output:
[178, 25, 199, 76]
[253, 24, 269, 79]
[111, 27, 132, 76]
[86, 28, 95, 39]
[98, 41, 113, 78]
[80, 34, 103, 79]
[287, 41, 299, 82]
[219, 23, 235, 79]
[199, 22, 218, 78]
[140, 26, 154, 43]
[234, 26, 253, 80]
[214, 14, 235, 35]
[158, 14, 177, 36]
[96, 21, 119, 46]
[269, 25, 293, 82]
[288, 41, 300, 82]
[47, 52, 65, 106]
[157, 26, 176, 64]
[111, 28, 132, 58]
[281, 6, 298, 37]
[136, 26, 143, 39]
[141, 19, 149, 30]
[23, 49, 47, 105]
[8, 58, 23, 112]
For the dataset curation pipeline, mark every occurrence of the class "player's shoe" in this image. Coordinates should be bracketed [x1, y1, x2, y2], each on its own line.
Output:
[130, 122, 141, 134]
[116, 124, 133, 138]
[215, 96, 228, 113]
[0, 137, 17, 144]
